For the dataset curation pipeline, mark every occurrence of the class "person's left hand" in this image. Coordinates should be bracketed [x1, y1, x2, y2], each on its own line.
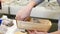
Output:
[27, 30, 47, 34]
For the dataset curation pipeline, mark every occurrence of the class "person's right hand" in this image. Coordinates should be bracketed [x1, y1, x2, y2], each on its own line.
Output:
[15, 6, 33, 21]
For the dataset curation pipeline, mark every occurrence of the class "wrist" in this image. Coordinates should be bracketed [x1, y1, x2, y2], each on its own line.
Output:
[27, 1, 36, 8]
[27, 0, 45, 7]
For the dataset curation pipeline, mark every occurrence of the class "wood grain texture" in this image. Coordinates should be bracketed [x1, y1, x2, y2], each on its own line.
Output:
[16, 19, 52, 32]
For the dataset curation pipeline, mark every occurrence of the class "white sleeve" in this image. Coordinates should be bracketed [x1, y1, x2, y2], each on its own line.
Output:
[33, 0, 45, 4]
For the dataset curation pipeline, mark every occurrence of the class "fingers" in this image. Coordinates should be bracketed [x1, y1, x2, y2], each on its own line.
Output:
[27, 30, 36, 34]
[15, 16, 23, 21]
[24, 17, 31, 21]
[15, 14, 25, 21]
[15, 15, 30, 21]
[27, 30, 47, 34]
[35, 32, 46, 34]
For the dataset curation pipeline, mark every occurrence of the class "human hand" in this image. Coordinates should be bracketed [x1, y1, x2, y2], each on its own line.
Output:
[27, 30, 47, 34]
[15, 6, 32, 21]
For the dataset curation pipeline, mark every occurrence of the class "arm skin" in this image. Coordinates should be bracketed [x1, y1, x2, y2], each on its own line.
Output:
[27, 30, 60, 34]
[15, 0, 41, 20]
[0, 0, 4, 3]
[16, 0, 60, 34]
[15, 0, 45, 20]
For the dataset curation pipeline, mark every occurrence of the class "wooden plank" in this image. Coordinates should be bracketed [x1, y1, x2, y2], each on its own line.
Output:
[16, 19, 52, 32]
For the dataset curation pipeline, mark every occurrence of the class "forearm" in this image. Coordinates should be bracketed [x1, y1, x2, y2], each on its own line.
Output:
[27, 1, 36, 8]
[27, 0, 45, 8]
